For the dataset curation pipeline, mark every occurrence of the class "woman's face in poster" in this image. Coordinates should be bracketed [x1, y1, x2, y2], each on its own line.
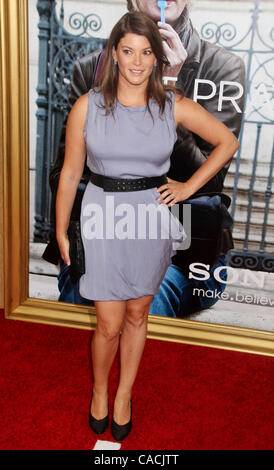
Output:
[136, 0, 187, 25]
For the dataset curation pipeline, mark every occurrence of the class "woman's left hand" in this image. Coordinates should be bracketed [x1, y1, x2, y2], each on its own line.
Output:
[156, 177, 192, 207]
[157, 22, 188, 78]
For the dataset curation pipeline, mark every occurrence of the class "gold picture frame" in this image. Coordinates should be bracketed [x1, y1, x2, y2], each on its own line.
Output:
[1, 0, 274, 357]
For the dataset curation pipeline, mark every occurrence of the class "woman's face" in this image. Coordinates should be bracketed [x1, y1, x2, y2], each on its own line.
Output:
[112, 33, 156, 88]
[136, 0, 187, 26]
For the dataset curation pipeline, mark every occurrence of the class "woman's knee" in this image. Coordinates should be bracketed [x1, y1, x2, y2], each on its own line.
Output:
[125, 299, 151, 328]
[95, 300, 126, 341]
[96, 319, 122, 341]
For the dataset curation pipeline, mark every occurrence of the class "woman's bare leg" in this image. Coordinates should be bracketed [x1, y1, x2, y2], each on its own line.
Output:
[91, 300, 127, 419]
[113, 295, 153, 424]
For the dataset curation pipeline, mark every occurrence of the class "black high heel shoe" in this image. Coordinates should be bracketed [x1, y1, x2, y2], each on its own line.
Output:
[111, 398, 132, 441]
[89, 392, 109, 435]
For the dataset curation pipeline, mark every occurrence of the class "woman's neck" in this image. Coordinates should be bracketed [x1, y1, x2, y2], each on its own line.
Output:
[116, 77, 148, 107]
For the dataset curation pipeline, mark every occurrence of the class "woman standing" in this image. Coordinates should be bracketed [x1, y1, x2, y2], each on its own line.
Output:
[55, 12, 239, 441]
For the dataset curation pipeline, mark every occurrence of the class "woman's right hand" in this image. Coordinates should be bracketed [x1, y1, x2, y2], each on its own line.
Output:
[57, 234, 71, 266]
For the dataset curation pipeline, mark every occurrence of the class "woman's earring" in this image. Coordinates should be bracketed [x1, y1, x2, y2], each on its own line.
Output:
[153, 62, 157, 68]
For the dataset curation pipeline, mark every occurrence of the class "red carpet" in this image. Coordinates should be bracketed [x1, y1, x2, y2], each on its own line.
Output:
[0, 310, 273, 450]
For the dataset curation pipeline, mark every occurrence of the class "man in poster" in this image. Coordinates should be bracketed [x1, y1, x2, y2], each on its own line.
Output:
[42, 0, 246, 317]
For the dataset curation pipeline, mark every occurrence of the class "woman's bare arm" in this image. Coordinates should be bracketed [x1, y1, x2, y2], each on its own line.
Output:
[157, 94, 239, 205]
[55, 93, 88, 264]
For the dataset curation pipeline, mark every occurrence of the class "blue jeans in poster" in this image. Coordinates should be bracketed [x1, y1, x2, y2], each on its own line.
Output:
[57, 255, 228, 318]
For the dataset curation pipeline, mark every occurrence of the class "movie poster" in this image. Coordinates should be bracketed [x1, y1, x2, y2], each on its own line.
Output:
[29, 0, 274, 332]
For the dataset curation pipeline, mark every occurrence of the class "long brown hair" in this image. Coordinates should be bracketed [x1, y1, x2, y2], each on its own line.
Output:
[94, 12, 175, 116]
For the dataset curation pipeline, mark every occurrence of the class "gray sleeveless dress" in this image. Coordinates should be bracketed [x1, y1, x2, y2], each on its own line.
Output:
[79, 88, 185, 301]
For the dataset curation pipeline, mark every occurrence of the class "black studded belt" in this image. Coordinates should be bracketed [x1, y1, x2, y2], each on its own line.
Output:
[89, 171, 168, 192]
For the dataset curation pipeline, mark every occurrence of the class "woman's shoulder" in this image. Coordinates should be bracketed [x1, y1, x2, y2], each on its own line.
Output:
[163, 89, 187, 115]
[73, 87, 101, 108]
[174, 92, 194, 110]
[73, 92, 89, 108]
[173, 92, 212, 128]
[174, 90, 186, 103]
[164, 88, 186, 105]
[69, 93, 89, 123]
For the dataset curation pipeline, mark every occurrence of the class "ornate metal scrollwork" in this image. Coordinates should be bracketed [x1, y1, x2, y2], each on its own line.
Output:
[201, 22, 237, 46]
[227, 250, 274, 273]
[68, 12, 102, 36]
